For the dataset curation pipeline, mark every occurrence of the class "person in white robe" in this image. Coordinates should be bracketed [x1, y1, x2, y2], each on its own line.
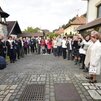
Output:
[88, 31, 101, 83]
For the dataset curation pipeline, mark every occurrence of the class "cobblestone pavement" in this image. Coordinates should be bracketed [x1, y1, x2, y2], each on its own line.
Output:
[0, 53, 101, 101]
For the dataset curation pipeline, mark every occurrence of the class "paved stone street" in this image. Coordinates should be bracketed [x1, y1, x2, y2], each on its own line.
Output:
[0, 54, 101, 101]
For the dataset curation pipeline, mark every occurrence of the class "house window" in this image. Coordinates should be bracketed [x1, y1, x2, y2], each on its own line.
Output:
[97, 4, 101, 18]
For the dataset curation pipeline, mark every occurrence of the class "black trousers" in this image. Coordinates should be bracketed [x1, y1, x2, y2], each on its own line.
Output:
[38, 44, 41, 54]
[67, 50, 72, 60]
[31, 45, 34, 53]
[9, 49, 16, 62]
[62, 48, 67, 59]
[53, 48, 57, 56]
[80, 54, 86, 68]
[57, 46, 62, 56]
[47, 49, 51, 54]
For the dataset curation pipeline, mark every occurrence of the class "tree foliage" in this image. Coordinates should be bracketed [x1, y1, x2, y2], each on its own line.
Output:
[47, 32, 58, 39]
[23, 27, 40, 33]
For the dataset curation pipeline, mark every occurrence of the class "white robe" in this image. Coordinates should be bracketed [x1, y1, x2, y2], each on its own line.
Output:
[89, 40, 101, 75]
[84, 41, 93, 67]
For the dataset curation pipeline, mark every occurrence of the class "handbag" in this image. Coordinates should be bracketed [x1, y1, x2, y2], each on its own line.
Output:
[89, 66, 97, 74]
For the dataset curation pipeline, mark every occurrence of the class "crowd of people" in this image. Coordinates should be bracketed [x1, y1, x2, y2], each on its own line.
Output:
[0, 30, 101, 83]
[52, 31, 101, 83]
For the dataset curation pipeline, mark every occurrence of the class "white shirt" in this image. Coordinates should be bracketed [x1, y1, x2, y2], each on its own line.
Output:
[62, 39, 67, 48]
[53, 40, 57, 48]
[8, 39, 13, 49]
[68, 39, 72, 50]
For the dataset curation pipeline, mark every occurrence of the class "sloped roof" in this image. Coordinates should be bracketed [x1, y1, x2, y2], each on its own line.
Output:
[18, 32, 43, 37]
[77, 17, 101, 31]
[70, 15, 86, 25]
[42, 29, 50, 35]
[7, 21, 15, 34]
[64, 15, 86, 29]
[34, 32, 43, 36]
[54, 27, 64, 35]
[7, 21, 22, 35]
[0, 7, 9, 17]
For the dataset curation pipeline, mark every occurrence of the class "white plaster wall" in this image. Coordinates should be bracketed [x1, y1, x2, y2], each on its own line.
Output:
[0, 24, 3, 35]
[87, 0, 101, 22]
[0, 24, 8, 36]
[64, 25, 80, 35]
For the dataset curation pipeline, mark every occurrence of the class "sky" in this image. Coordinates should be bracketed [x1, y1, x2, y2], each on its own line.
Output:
[0, 0, 87, 31]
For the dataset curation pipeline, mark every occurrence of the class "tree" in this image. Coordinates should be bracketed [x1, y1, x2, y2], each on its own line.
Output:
[47, 32, 58, 39]
[23, 27, 40, 33]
